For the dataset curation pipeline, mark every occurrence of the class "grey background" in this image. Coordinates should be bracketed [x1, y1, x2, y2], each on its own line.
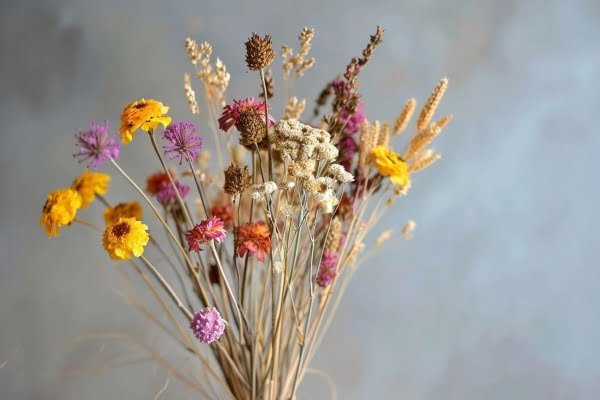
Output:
[1, 0, 599, 398]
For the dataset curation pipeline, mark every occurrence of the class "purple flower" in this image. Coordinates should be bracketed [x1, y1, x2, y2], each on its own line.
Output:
[339, 102, 366, 136]
[156, 180, 190, 206]
[73, 121, 120, 168]
[190, 307, 226, 344]
[316, 251, 338, 287]
[162, 121, 203, 164]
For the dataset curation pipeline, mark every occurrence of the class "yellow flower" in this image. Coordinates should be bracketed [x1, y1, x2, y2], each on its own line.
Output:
[371, 145, 411, 189]
[119, 98, 171, 143]
[104, 201, 143, 226]
[102, 217, 150, 260]
[72, 170, 111, 208]
[39, 188, 82, 237]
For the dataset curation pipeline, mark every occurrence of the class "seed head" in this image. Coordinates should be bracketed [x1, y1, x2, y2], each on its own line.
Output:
[245, 33, 275, 71]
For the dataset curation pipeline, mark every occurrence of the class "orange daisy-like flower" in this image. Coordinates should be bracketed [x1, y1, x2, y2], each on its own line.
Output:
[236, 221, 271, 262]
[119, 98, 171, 143]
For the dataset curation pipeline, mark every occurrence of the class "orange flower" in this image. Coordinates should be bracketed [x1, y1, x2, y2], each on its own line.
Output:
[146, 169, 175, 195]
[236, 222, 271, 262]
[120, 98, 171, 143]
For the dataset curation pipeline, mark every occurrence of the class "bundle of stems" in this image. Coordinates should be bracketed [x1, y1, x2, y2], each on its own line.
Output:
[41, 26, 451, 399]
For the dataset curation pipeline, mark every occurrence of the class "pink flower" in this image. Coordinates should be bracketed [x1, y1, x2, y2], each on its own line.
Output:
[190, 307, 226, 344]
[186, 216, 227, 252]
[155, 180, 190, 206]
[316, 251, 337, 287]
[218, 98, 276, 132]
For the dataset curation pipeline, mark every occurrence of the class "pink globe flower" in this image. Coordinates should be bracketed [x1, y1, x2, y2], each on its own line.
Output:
[190, 307, 226, 344]
[316, 251, 338, 287]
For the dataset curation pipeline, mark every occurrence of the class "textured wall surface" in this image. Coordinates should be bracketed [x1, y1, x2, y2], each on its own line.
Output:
[1, 0, 599, 398]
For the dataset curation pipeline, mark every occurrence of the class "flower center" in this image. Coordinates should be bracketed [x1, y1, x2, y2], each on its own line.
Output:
[112, 221, 131, 237]
[133, 102, 148, 109]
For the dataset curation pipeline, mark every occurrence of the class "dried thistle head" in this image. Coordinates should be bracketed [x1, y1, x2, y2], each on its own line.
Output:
[223, 163, 252, 196]
[245, 33, 275, 71]
[236, 109, 268, 148]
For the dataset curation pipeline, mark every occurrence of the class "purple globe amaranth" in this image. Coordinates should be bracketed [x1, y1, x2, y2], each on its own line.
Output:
[190, 307, 226, 344]
[74, 121, 120, 168]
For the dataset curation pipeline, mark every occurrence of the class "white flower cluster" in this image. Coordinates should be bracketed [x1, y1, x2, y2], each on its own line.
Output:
[251, 181, 278, 200]
[326, 164, 354, 184]
[269, 120, 355, 214]
[271, 119, 338, 162]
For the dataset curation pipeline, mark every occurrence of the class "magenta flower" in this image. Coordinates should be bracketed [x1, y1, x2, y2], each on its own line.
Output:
[73, 121, 120, 168]
[162, 121, 203, 164]
[186, 216, 227, 252]
[190, 307, 226, 344]
[316, 251, 337, 287]
[339, 101, 366, 136]
[218, 98, 276, 132]
[155, 180, 190, 206]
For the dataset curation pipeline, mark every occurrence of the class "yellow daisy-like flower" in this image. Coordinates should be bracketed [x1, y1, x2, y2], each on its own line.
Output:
[39, 188, 82, 237]
[102, 217, 150, 260]
[119, 98, 172, 143]
[104, 201, 143, 226]
[72, 170, 111, 208]
[371, 145, 411, 189]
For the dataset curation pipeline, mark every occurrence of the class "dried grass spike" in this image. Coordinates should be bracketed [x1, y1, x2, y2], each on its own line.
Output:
[402, 220, 416, 239]
[405, 123, 442, 160]
[394, 98, 416, 134]
[410, 149, 441, 172]
[183, 73, 199, 114]
[417, 77, 448, 131]
[283, 97, 306, 120]
[435, 114, 453, 130]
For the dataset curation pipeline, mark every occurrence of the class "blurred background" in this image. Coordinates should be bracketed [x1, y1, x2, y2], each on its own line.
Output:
[1, 0, 599, 398]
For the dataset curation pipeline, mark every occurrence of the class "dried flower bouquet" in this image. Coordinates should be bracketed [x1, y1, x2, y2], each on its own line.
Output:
[40, 26, 451, 399]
